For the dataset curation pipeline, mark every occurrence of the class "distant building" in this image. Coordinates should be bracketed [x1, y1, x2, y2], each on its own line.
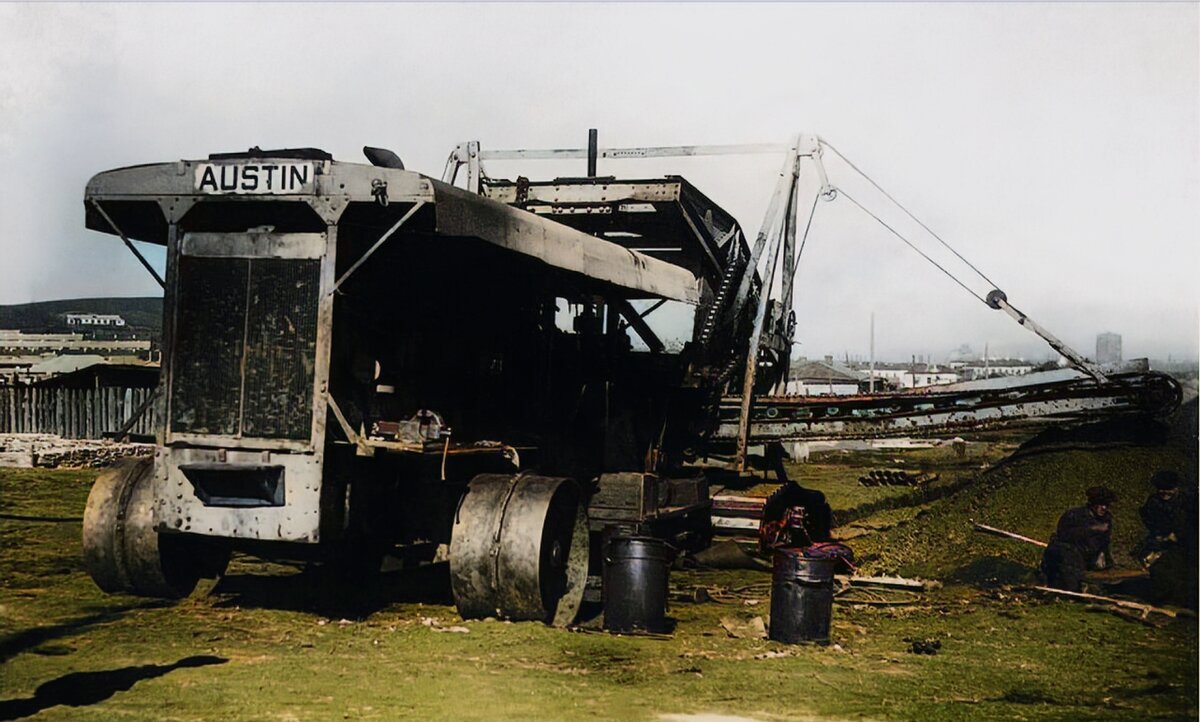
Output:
[785, 356, 869, 396]
[1096, 332, 1122, 366]
[959, 359, 1034, 380]
[26, 354, 111, 377]
[861, 362, 959, 390]
[32, 360, 158, 389]
[0, 330, 148, 355]
[65, 313, 126, 327]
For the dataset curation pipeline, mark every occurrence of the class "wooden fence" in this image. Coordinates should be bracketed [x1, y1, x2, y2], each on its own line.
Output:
[0, 385, 157, 439]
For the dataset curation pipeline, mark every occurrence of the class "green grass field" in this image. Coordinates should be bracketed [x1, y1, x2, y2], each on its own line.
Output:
[1, 432, 1196, 721]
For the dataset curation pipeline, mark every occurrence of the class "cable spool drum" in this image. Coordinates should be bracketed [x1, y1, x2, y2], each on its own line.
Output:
[603, 536, 675, 633]
[769, 548, 837, 645]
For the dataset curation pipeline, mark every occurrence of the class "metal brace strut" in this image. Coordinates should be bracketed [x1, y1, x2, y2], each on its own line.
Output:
[90, 200, 165, 288]
[330, 201, 426, 293]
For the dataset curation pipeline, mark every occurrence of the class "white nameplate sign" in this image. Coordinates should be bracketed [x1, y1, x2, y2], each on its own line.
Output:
[194, 162, 314, 194]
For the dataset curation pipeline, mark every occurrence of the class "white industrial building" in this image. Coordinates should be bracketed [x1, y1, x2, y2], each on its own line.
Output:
[958, 359, 1034, 379]
[870, 363, 960, 389]
[1096, 332, 1122, 366]
[65, 313, 126, 327]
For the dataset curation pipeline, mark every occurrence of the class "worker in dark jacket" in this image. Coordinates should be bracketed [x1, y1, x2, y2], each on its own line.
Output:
[758, 443, 833, 552]
[1040, 486, 1116, 592]
[1136, 470, 1186, 564]
[1137, 470, 1199, 608]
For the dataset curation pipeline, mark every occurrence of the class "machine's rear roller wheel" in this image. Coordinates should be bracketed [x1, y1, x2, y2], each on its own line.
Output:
[82, 457, 229, 599]
[450, 474, 589, 626]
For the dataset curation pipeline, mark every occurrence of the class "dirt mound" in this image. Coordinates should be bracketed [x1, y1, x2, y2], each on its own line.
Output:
[1167, 397, 1199, 452]
[850, 418, 1197, 584]
[1016, 415, 1169, 451]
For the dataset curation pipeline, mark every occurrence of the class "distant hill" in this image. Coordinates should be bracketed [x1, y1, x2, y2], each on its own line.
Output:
[0, 297, 162, 333]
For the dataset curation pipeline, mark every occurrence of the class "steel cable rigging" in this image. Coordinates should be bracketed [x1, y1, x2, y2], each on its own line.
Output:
[834, 188, 989, 306]
[819, 139, 1004, 298]
[802, 140, 1110, 382]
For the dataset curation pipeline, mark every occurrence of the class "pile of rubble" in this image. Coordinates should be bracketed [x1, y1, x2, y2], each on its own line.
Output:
[0, 433, 151, 469]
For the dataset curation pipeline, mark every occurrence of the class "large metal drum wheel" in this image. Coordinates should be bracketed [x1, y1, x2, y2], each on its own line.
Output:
[450, 474, 589, 626]
[82, 457, 228, 599]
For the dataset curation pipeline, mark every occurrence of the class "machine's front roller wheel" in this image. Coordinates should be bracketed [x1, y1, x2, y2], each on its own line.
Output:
[449, 473, 590, 626]
[82, 457, 229, 599]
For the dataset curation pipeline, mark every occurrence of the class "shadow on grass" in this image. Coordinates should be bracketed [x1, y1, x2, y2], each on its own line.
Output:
[0, 601, 173, 663]
[835, 472, 981, 527]
[946, 556, 1035, 587]
[995, 684, 1063, 705]
[210, 561, 454, 618]
[0, 654, 227, 721]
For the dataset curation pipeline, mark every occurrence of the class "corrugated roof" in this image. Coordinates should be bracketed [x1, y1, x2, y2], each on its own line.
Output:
[789, 359, 866, 383]
[27, 354, 108, 375]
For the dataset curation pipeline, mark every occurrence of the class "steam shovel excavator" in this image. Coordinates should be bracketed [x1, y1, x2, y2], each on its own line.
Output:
[80, 132, 1179, 624]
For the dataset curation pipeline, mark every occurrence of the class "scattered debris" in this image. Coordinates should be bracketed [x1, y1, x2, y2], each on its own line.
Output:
[706, 583, 771, 605]
[678, 575, 934, 609]
[835, 587, 923, 606]
[839, 575, 940, 591]
[431, 625, 470, 634]
[0, 434, 150, 468]
[904, 637, 941, 655]
[1026, 586, 1194, 620]
[418, 616, 470, 633]
[970, 520, 1048, 548]
[1084, 604, 1168, 628]
[719, 616, 767, 640]
[669, 586, 712, 604]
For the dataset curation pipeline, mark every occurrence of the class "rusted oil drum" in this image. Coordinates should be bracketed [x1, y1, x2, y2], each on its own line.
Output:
[603, 536, 675, 633]
[769, 548, 837, 645]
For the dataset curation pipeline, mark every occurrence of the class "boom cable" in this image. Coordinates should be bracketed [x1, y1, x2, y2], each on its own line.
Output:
[789, 191, 821, 285]
[820, 139, 1004, 293]
[837, 189, 988, 306]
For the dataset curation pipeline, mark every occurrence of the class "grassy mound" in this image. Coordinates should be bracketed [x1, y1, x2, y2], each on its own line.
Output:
[849, 431, 1197, 584]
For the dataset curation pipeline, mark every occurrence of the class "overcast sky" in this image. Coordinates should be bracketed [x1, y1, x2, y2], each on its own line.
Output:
[1, 2, 1196, 362]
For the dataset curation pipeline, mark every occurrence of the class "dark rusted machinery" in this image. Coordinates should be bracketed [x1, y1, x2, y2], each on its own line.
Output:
[79, 137, 786, 623]
[80, 134, 1179, 624]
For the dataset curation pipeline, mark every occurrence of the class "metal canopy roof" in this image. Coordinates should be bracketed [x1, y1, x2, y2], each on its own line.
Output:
[83, 157, 702, 304]
[481, 175, 746, 287]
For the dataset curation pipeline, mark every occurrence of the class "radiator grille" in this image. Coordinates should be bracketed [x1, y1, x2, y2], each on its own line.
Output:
[242, 260, 320, 439]
[171, 256, 320, 441]
[172, 257, 246, 436]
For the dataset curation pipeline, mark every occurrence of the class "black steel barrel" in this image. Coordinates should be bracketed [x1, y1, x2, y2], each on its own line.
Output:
[603, 536, 675, 633]
[769, 548, 837, 645]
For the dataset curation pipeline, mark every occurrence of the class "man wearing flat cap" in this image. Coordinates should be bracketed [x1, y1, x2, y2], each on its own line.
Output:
[1040, 485, 1116, 592]
[1136, 470, 1186, 565]
[1136, 470, 1198, 607]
